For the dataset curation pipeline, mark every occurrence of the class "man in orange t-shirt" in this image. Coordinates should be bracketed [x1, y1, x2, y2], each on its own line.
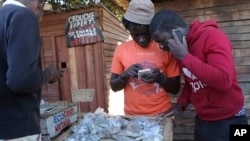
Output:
[110, 0, 181, 116]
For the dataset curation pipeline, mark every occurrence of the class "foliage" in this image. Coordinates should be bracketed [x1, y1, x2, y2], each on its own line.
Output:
[100, 0, 125, 20]
[45, 0, 125, 20]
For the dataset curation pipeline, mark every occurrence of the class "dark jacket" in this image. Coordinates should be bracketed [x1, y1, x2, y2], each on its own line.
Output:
[0, 4, 51, 139]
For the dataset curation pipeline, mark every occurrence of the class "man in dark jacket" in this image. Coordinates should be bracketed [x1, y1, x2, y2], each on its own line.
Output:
[0, 0, 62, 140]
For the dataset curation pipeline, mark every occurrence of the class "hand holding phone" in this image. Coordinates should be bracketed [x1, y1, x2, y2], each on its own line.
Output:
[172, 28, 183, 43]
[169, 28, 188, 61]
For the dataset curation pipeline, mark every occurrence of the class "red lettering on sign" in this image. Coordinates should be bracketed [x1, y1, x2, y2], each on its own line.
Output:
[55, 118, 71, 132]
[64, 107, 74, 117]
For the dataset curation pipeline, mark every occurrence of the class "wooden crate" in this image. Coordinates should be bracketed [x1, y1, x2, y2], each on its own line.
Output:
[40, 102, 78, 140]
[54, 115, 173, 141]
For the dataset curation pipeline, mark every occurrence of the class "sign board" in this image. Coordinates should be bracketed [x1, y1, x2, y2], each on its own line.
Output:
[65, 11, 104, 47]
[71, 88, 95, 102]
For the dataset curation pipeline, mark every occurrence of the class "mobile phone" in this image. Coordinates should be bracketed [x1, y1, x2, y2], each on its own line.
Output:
[138, 69, 152, 78]
[173, 28, 183, 43]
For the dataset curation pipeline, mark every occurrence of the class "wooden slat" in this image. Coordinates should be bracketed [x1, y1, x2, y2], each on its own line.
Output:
[75, 46, 89, 112]
[104, 56, 113, 62]
[234, 57, 250, 66]
[228, 33, 250, 42]
[41, 31, 65, 37]
[55, 36, 72, 101]
[103, 49, 115, 57]
[178, 3, 250, 18]
[173, 125, 194, 134]
[104, 37, 123, 45]
[43, 56, 54, 62]
[218, 19, 250, 27]
[155, 1, 250, 25]
[102, 9, 125, 31]
[244, 95, 250, 102]
[102, 19, 129, 37]
[163, 117, 174, 141]
[41, 35, 60, 102]
[221, 25, 250, 34]
[103, 31, 128, 43]
[102, 17, 129, 38]
[41, 6, 102, 25]
[68, 47, 78, 88]
[40, 23, 66, 33]
[154, 0, 249, 12]
[231, 40, 250, 49]
[233, 49, 250, 57]
[85, 44, 98, 112]
[173, 133, 194, 141]
[183, 10, 250, 25]
[93, 42, 107, 111]
[239, 83, 250, 95]
[236, 65, 250, 74]
[103, 44, 117, 51]
[104, 61, 112, 68]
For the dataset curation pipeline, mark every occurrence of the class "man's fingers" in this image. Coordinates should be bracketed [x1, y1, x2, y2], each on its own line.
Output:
[183, 36, 188, 48]
[172, 29, 178, 42]
[167, 39, 175, 52]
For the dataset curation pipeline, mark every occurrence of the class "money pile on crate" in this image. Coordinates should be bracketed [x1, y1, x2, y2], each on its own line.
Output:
[55, 108, 173, 141]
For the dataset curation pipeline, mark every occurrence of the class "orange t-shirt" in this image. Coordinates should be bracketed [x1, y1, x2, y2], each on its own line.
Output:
[111, 40, 180, 115]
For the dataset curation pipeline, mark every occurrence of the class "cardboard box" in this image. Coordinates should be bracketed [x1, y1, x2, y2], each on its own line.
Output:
[40, 102, 78, 139]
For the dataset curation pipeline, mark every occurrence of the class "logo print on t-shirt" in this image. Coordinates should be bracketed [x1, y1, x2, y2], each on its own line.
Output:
[183, 68, 207, 93]
[129, 61, 163, 95]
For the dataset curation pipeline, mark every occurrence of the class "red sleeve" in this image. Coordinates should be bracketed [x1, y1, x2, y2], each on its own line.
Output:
[182, 29, 235, 92]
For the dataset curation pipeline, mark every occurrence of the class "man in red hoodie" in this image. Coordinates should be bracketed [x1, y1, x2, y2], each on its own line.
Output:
[149, 10, 248, 141]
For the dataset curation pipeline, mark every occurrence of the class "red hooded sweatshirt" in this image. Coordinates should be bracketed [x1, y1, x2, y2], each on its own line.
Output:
[177, 19, 244, 121]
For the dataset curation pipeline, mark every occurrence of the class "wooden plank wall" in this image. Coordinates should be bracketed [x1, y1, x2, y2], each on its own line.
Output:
[155, 0, 250, 140]
[40, 8, 96, 112]
[40, 36, 60, 101]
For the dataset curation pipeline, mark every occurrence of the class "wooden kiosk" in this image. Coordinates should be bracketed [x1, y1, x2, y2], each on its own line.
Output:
[39, 4, 130, 113]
